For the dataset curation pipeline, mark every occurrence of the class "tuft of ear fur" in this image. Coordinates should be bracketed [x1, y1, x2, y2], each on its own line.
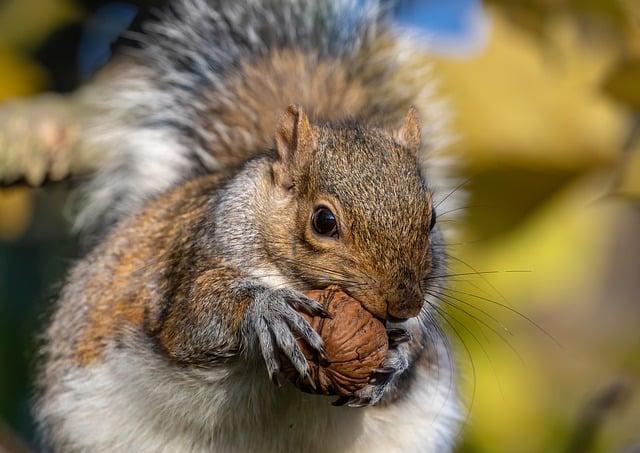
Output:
[395, 106, 421, 152]
[273, 105, 315, 189]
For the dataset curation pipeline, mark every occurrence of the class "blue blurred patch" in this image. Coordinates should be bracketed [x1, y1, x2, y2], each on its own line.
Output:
[393, 0, 487, 55]
[395, 0, 481, 36]
[77, 2, 138, 79]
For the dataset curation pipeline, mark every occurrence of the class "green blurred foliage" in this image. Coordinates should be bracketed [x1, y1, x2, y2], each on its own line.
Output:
[434, 2, 640, 451]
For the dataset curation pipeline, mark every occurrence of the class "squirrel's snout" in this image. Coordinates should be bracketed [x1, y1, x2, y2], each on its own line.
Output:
[385, 283, 424, 320]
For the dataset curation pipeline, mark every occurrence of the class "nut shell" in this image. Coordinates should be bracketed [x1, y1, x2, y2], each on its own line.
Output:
[283, 288, 388, 396]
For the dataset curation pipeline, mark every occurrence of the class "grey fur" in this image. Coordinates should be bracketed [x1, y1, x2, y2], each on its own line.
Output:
[77, 0, 388, 232]
[76, 0, 461, 235]
[38, 0, 465, 450]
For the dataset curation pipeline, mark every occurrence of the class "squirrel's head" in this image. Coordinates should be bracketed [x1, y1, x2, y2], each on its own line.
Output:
[264, 105, 438, 321]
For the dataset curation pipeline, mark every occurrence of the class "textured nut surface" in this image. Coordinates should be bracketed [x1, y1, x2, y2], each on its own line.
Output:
[284, 288, 388, 396]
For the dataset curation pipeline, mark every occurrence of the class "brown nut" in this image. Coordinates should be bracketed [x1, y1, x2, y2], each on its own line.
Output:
[283, 288, 388, 396]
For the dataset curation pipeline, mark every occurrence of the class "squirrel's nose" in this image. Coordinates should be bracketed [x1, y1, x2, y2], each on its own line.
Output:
[385, 283, 424, 320]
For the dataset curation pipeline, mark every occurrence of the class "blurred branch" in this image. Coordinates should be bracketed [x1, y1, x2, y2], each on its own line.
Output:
[567, 378, 633, 453]
[0, 93, 97, 187]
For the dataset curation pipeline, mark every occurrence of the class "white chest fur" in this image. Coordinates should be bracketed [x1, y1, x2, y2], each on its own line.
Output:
[43, 338, 460, 453]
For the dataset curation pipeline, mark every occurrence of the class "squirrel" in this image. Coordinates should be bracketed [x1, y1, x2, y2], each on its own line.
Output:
[35, 0, 463, 451]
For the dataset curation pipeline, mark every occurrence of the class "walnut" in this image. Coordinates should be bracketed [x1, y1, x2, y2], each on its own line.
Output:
[283, 288, 388, 396]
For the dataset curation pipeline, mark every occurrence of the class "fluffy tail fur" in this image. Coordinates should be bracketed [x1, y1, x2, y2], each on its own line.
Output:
[77, 0, 456, 234]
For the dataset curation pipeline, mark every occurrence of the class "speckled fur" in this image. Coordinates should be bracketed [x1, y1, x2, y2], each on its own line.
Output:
[36, 0, 463, 451]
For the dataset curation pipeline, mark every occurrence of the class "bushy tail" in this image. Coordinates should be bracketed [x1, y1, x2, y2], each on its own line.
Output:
[77, 0, 457, 234]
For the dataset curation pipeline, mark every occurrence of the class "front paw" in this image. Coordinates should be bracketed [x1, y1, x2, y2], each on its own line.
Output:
[245, 287, 330, 385]
[334, 327, 412, 407]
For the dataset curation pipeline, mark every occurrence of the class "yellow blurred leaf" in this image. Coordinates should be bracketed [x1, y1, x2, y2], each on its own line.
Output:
[434, 9, 628, 171]
[603, 59, 640, 108]
[464, 165, 579, 238]
[458, 173, 612, 307]
[485, 0, 630, 38]
[458, 343, 558, 453]
[624, 0, 640, 57]
[0, 47, 46, 99]
[617, 146, 640, 198]
[452, 175, 621, 451]
[0, 47, 45, 101]
[0, 0, 81, 49]
[0, 188, 32, 240]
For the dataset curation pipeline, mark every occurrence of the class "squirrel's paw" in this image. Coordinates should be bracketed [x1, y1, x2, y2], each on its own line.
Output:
[246, 288, 330, 386]
[334, 326, 412, 408]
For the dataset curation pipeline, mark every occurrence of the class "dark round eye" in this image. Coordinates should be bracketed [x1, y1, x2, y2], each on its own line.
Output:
[429, 206, 437, 231]
[312, 207, 338, 238]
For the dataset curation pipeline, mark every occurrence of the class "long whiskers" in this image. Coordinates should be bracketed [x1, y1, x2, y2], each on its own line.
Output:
[433, 178, 472, 210]
[427, 290, 525, 365]
[427, 302, 478, 428]
[429, 283, 560, 346]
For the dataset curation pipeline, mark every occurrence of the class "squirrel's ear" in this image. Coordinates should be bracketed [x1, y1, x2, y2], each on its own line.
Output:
[395, 106, 421, 152]
[274, 104, 315, 188]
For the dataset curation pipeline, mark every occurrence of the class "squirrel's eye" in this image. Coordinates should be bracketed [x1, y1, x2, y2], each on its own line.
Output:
[429, 206, 437, 231]
[312, 207, 338, 238]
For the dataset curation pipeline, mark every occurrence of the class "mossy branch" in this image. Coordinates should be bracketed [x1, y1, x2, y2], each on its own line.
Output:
[0, 93, 98, 187]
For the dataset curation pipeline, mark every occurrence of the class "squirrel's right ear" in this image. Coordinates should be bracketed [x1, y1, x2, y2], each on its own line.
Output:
[395, 106, 422, 153]
[274, 104, 315, 189]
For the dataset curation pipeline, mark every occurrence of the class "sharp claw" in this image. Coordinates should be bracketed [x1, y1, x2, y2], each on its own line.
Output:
[387, 328, 411, 345]
[308, 301, 331, 318]
[296, 296, 332, 318]
[271, 372, 282, 388]
[369, 374, 391, 386]
[347, 397, 370, 408]
[373, 366, 395, 375]
[318, 345, 329, 363]
[304, 371, 317, 391]
[332, 396, 350, 406]
[369, 366, 395, 385]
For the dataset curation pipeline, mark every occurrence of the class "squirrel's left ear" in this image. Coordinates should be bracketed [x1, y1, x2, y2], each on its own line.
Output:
[395, 106, 421, 152]
[274, 104, 315, 189]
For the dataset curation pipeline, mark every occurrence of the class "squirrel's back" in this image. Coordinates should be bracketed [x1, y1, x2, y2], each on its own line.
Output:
[78, 0, 455, 234]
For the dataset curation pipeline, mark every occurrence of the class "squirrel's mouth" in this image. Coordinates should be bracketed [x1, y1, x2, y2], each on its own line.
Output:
[386, 314, 410, 323]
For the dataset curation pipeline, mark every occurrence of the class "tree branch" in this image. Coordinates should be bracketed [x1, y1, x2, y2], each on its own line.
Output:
[0, 93, 98, 187]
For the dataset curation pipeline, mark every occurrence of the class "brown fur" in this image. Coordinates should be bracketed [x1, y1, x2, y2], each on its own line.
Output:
[199, 43, 415, 169]
[52, 106, 435, 372]
[261, 109, 434, 319]
[67, 175, 228, 367]
[36, 3, 460, 450]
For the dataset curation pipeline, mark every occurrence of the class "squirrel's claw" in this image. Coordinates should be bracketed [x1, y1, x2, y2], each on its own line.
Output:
[368, 367, 395, 386]
[246, 287, 326, 384]
[387, 327, 412, 347]
[289, 293, 332, 319]
[271, 318, 310, 378]
[331, 396, 350, 406]
[271, 371, 283, 388]
[346, 342, 412, 407]
[331, 395, 370, 408]
[346, 396, 372, 408]
[254, 316, 281, 381]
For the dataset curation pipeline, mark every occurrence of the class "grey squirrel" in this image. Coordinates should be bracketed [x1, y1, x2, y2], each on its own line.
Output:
[36, 0, 463, 451]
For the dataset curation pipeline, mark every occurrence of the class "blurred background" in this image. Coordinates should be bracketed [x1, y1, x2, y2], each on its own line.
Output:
[0, 0, 638, 451]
